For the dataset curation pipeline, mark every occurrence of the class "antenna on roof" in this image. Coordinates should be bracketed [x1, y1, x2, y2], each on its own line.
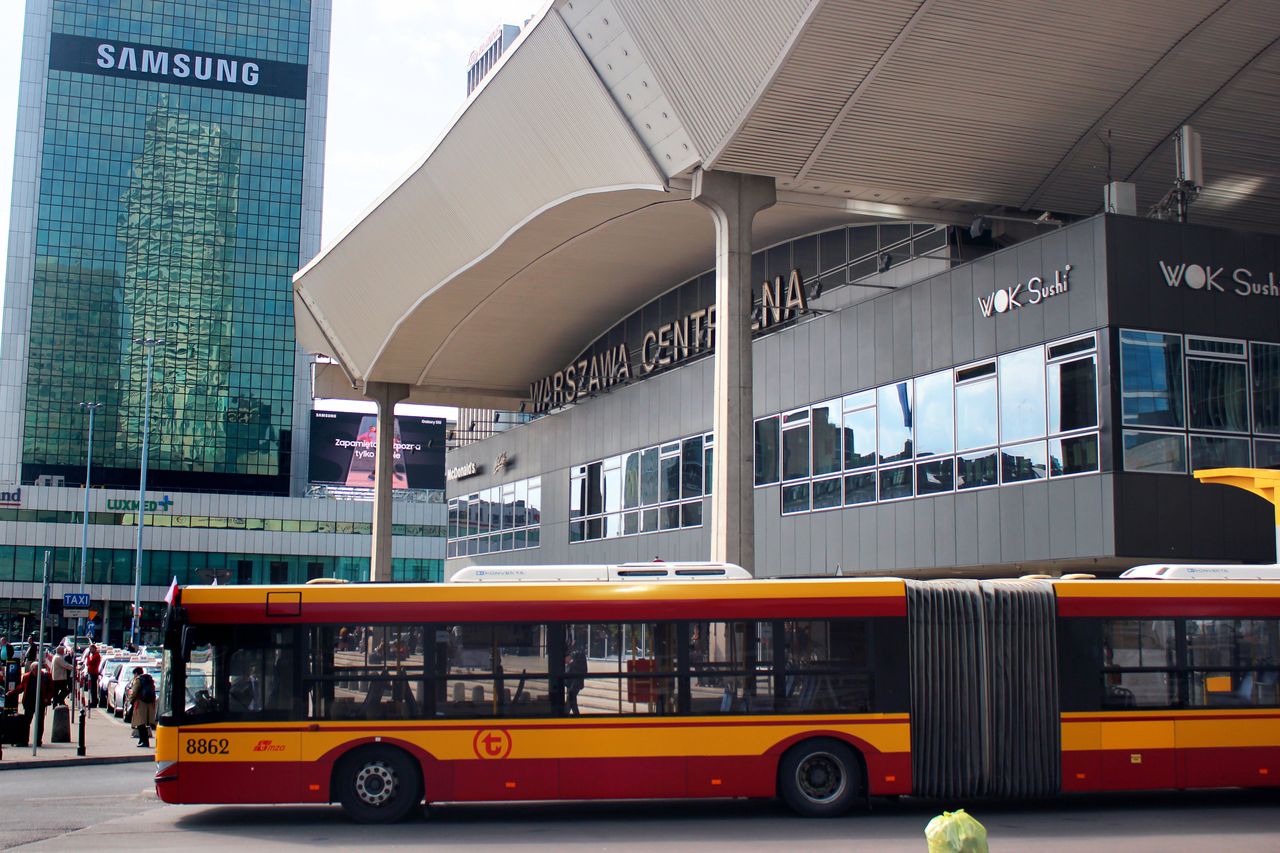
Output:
[1149, 124, 1203, 222]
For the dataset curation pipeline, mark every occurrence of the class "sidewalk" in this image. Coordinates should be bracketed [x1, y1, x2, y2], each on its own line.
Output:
[0, 697, 154, 770]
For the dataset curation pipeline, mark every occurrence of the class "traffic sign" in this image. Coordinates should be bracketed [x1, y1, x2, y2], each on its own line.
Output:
[85, 621, 96, 639]
[63, 592, 90, 619]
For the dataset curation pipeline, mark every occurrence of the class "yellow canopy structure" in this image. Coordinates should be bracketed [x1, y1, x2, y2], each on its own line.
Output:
[1194, 468, 1280, 561]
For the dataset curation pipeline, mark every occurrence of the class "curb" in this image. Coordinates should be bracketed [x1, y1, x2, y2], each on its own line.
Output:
[0, 753, 154, 771]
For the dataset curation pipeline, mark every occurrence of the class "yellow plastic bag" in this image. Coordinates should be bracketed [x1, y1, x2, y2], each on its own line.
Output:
[924, 809, 989, 853]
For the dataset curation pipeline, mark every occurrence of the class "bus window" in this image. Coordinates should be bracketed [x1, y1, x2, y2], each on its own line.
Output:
[307, 625, 425, 720]
[1187, 618, 1280, 707]
[562, 623, 679, 715]
[689, 621, 774, 714]
[782, 620, 874, 713]
[1101, 620, 1178, 707]
[440, 623, 551, 717]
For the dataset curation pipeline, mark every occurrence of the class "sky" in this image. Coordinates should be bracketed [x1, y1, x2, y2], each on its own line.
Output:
[0, 0, 544, 417]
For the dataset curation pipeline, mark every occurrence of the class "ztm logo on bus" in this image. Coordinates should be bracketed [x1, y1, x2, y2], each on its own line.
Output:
[253, 739, 285, 752]
[472, 729, 512, 759]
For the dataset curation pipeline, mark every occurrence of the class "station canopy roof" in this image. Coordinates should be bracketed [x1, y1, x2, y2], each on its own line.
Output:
[295, 0, 1280, 408]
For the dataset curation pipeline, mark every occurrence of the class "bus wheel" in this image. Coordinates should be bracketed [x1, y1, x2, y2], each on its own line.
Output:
[778, 738, 863, 817]
[335, 746, 422, 823]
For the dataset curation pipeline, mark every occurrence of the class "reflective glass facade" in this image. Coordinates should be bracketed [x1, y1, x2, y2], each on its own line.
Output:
[1120, 331, 1280, 473]
[22, 1, 313, 492]
[568, 435, 712, 544]
[756, 334, 1100, 513]
[447, 476, 543, 557]
[0, 543, 441, 588]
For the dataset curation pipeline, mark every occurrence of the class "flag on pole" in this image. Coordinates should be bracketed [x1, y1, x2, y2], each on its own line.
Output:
[163, 576, 178, 606]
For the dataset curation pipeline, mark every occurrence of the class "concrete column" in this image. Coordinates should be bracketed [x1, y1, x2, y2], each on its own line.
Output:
[691, 169, 776, 575]
[364, 381, 410, 582]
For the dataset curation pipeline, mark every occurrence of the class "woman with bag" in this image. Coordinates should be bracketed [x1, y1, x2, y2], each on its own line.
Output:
[128, 667, 157, 748]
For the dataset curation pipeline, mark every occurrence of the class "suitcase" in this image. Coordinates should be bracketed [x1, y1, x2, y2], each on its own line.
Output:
[1, 712, 29, 747]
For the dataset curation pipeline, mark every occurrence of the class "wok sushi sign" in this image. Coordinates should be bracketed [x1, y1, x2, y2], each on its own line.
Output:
[978, 266, 1071, 318]
[1158, 260, 1280, 298]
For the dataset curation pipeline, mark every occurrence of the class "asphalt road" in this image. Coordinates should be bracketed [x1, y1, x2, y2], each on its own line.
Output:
[4, 766, 1280, 851]
[0, 762, 161, 849]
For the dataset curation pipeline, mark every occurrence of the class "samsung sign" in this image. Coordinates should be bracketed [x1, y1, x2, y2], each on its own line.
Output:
[49, 33, 308, 100]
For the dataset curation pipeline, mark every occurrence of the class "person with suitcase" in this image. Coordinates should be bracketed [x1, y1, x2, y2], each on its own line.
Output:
[7, 662, 51, 746]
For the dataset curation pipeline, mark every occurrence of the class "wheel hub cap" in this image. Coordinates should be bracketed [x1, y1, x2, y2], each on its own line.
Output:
[354, 761, 398, 807]
[797, 752, 846, 803]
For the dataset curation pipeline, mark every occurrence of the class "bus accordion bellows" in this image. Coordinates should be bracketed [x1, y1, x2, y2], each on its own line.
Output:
[154, 570, 1280, 822]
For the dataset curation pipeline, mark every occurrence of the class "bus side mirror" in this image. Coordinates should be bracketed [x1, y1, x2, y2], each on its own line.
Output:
[180, 626, 195, 661]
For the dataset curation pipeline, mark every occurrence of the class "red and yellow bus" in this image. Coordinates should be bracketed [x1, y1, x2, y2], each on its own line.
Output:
[154, 571, 1280, 822]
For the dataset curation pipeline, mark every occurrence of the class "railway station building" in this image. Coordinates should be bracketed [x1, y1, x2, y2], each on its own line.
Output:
[294, 0, 1280, 579]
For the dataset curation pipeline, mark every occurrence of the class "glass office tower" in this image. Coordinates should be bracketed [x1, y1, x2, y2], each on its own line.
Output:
[1, 0, 326, 495]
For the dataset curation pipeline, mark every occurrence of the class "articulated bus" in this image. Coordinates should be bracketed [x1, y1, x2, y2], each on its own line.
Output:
[154, 566, 1280, 822]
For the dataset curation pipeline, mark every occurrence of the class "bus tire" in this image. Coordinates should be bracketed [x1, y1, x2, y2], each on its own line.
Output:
[777, 738, 863, 817]
[334, 746, 423, 823]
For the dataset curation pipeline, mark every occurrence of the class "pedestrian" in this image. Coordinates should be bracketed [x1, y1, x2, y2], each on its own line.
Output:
[128, 667, 156, 748]
[7, 661, 51, 746]
[83, 644, 101, 707]
[0, 635, 11, 696]
[48, 644, 72, 706]
[24, 634, 38, 664]
[565, 644, 587, 716]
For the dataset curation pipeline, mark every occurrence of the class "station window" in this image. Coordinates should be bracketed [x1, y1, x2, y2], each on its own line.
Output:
[1120, 330, 1185, 429]
[447, 476, 541, 557]
[755, 332, 1100, 516]
[571, 434, 710, 543]
[1253, 343, 1280, 435]
[1120, 331, 1280, 473]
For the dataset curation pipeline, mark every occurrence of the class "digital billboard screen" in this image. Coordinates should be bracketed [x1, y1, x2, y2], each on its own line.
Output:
[309, 411, 446, 490]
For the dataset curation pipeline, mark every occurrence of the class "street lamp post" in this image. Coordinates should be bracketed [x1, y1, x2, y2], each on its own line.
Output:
[76, 401, 101, 754]
[132, 338, 165, 648]
[77, 403, 102, 608]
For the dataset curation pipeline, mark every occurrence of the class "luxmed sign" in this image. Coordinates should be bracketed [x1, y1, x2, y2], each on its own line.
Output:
[106, 496, 174, 513]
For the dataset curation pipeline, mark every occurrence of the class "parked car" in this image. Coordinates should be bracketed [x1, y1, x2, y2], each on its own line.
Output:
[97, 659, 133, 709]
[112, 665, 161, 718]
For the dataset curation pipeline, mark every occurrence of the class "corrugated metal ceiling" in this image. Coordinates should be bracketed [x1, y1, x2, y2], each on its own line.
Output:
[711, 0, 1280, 229]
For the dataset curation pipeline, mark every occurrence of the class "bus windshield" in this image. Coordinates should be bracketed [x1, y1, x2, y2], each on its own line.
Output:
[171, 625, 298, 720]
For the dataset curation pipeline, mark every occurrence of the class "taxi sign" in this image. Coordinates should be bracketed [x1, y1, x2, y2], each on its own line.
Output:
[63, 592, 90, 619]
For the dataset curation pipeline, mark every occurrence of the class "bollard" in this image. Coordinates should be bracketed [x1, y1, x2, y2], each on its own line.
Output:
[924, 809, 988, 853]
[51, 704, 71, 743]
[77, 708, 86, 756]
